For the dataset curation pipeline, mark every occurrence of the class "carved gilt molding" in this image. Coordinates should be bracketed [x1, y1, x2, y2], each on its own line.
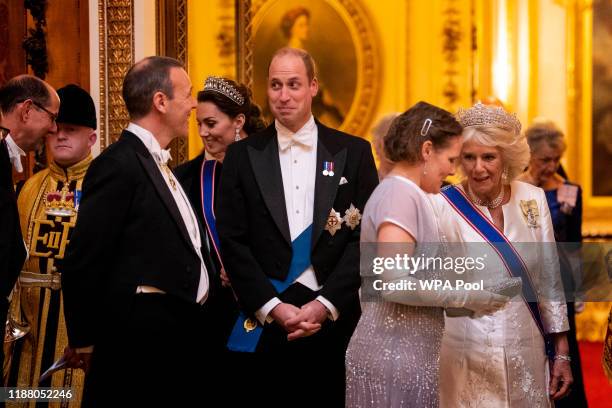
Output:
[98, 0, 134, 150]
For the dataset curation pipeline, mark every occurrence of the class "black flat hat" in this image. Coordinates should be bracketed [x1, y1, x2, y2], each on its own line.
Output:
[56, 84, 97, 130]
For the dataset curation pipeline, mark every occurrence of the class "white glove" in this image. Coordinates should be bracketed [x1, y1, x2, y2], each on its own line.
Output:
[459, 289, 510, 316]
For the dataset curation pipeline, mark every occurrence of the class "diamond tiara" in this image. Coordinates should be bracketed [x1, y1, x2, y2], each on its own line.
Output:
[203, 76, 245, 106]
[456, 102, 522, 135]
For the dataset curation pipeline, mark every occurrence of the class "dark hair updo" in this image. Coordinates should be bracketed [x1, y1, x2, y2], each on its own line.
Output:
[384, 101, 463, 164]
[197, 78, 266, 135]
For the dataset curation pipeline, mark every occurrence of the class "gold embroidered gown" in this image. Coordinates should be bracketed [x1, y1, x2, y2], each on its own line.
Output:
[4, 155, 91, 407]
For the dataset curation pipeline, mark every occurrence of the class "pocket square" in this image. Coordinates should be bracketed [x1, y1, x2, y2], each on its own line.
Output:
[339, 177, 348, 185]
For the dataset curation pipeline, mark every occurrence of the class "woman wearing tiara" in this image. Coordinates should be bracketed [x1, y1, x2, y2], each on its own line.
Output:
[345, 102, 508, 407]
[175, 76, 265, 395]
[429, 102, 573, 407]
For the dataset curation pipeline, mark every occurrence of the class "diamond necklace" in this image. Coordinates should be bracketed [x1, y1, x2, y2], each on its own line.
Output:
[467, 184, 505, 208]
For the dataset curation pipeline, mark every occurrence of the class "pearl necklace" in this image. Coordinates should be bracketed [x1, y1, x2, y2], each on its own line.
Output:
[467, 184, 505, 208]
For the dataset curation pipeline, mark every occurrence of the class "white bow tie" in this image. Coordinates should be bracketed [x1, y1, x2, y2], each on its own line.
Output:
[153, 148, 172, 165]
[277, 130, 314, 151]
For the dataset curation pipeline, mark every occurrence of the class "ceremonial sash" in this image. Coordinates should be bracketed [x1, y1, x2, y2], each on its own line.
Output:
[441, 185, 554, 358]
[200, 159, 224, 271]
[227, 225, 313, 352]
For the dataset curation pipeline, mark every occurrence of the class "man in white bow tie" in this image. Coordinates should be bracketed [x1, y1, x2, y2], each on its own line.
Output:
[61, 56, 217, 406]
[217, 47, 379, 406]
[0, 75, 59, 377]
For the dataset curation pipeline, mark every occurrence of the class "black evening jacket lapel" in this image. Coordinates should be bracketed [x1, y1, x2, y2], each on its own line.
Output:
[311, 122, 346, 249]
[247, 128, 291, 245]
[123, 131, 197, 253]
[246, 121, 347, 250]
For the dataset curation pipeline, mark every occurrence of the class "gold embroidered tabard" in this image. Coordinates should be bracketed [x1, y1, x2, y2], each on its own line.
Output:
[3, 155, 92, 408]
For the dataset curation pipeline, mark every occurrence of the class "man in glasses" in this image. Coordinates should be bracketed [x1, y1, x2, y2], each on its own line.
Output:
[0, 74, 59, 377]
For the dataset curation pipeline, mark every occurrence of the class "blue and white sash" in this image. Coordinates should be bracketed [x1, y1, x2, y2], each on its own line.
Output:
[226, 225, 313, 352]
[200, 159, 224, 270]
[441, 185, 554, 358]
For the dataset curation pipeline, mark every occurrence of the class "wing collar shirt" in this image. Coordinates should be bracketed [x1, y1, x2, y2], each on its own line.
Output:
[255, 115, 339, 324]
[2, 133, 28, 294]
[127, 123, 209, 304]
[5, 134, 26, 173]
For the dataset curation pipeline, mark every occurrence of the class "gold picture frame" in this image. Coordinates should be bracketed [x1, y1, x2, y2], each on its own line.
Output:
[236, 0, 382, 138]
[566, 0, 612, 237]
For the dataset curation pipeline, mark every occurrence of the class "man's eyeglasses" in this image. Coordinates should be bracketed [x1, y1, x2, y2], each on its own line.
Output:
[31, 100, 58, 123]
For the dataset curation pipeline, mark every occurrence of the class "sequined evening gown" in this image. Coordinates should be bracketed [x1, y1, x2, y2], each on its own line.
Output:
[346, 176, 445, 407]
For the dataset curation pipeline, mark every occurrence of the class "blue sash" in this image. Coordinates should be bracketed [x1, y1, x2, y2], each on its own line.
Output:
[200, 160, 224, 270]
[226, 225, 313, 352]
[441, 185, 554, 358]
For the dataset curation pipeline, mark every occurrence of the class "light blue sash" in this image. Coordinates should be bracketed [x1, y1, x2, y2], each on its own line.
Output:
[226, 225, 313, 352]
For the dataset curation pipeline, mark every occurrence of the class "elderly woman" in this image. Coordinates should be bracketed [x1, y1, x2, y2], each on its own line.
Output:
[519, 121, 588, 407]
[519, 121, 582, 242]
[430, 103, 573, 407]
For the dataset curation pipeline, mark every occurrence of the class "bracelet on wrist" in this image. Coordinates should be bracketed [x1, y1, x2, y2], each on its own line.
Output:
[553, 354, 572, 362]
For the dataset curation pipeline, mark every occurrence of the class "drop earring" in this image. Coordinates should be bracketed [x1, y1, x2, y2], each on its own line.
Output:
[502, 167, 509, 183]
[234, 127, 241, 142]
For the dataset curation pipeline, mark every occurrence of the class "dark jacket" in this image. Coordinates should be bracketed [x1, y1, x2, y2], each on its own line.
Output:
[217, 120, 378, 338]
[62, 131, 216, 348]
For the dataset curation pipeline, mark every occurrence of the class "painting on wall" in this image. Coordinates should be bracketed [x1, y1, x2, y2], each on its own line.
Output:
[237, 0, 381, 137]
[592, 0, 612, 196]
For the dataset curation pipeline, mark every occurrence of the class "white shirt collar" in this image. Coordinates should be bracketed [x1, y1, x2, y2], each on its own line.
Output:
[275, 115, 316, 151]
[4, 134, 26, 173]
[127, 122, 172, 164]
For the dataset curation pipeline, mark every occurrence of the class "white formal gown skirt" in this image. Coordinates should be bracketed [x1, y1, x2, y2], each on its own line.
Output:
[439, 310, 552, 408]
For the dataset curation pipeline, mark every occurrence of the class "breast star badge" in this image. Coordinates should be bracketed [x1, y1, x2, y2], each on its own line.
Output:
[325, 208, 343, 236]
[343, 204, 362, 230]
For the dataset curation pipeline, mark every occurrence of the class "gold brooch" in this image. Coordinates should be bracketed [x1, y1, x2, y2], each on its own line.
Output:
[243, 318, 258, 333]
[325, 208, 343, 236]
[343, 204, 362, 230]
[519, 199, 539, 228]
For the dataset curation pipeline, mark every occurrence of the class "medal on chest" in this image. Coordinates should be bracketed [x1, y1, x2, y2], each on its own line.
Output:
[343, 204, 362, 230]
[322, 161, 335, 177]
[325, 208, 343, 236]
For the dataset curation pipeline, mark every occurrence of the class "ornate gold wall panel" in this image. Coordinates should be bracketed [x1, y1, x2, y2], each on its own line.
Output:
[98, 0, 135, 150]
[565, 0, 612, 236]
[157, 0, 189, 165]
[407, 0, 474, 113]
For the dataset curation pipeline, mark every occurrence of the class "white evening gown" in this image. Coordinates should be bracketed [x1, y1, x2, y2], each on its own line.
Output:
[430, 181, 569, 408]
